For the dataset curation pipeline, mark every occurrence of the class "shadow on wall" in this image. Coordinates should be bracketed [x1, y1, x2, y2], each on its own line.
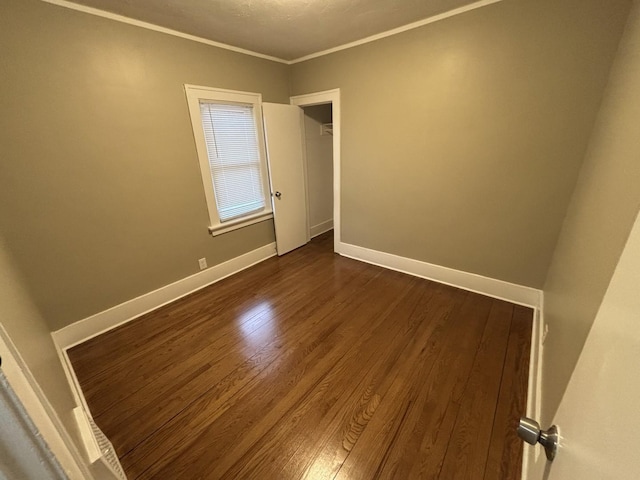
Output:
[0, 235, 80, 455]
[540, 0, 640, 426]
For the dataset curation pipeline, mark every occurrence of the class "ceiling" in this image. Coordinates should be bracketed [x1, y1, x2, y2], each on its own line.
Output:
[61, 0, 484, 61]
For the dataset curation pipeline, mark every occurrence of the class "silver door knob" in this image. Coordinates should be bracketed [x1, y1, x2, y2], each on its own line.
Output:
[517, 417, 559, 461]
[274, 191, 281, 199]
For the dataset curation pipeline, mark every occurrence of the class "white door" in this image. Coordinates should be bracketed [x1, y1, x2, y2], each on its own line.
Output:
[538, 210, 640, 479]
[262, 103, 309, 256]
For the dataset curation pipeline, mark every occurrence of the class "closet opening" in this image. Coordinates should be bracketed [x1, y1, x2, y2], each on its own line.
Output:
[301, 103, 334, 242]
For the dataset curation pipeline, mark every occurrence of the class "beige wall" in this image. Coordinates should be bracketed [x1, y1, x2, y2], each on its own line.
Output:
[303, 104, 334, 232]
[541, 0, 640, 424]
[2, 0, 638, 438]
[291, 0, 631, 288]
[0, 235, 82, 460]
[0, 0, 290, 331]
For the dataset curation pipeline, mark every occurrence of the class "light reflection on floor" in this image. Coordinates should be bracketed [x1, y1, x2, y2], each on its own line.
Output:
[303, 454, 336, 480]
[237, 301, 278, 349]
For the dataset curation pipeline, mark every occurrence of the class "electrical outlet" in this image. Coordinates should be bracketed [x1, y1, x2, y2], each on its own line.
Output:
[542, 323, 549, 344]
[198, 258, 207, 270]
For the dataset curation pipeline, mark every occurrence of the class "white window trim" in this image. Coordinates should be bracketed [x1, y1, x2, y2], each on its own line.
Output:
[184, 84, 273, 236]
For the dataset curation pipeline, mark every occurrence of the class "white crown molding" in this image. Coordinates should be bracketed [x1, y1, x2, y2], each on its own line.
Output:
[52, 242, 277, 349]
[336, 241, 542, 309]
[40, 0, 504, 66]
[288, 0, 505, 64]
[39, 0, 289, 64]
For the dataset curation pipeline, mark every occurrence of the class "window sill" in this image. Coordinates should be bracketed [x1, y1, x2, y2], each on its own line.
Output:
[208, 211, 273, 237]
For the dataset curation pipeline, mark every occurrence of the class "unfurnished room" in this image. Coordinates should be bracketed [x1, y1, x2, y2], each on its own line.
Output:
[1, 0, 640, 479]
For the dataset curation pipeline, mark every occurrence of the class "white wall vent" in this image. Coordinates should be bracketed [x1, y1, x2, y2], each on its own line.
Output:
[73, 405, 127, 479]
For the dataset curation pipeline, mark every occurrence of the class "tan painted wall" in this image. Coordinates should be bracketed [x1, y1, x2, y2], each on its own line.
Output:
[1, 0, 637, 437]
[0, 235, 83, 460]
[291, 0, 631, 287]
[541, 0, 640, 424]
[0, 0, 290, 331]
[303, 105, 334, 232]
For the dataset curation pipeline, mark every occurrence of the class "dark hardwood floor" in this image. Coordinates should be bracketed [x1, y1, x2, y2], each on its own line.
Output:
[68, 232, 532, 479]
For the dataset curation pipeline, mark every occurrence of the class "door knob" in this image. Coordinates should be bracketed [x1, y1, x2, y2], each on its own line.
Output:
[274, 191, 282, 199]
[517, 417, 559, 461]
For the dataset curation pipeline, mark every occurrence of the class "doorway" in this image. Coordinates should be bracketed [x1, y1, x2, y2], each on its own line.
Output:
[290, 89, 341, 253]
[301, 103, 333, 241]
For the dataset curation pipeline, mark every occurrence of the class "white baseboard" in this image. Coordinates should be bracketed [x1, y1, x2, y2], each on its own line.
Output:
[310, 219, 334, 238]
[522, 297, 545, 479]
[49, 236, 543, 479]
[49, 242, 277, 479]
[336, 242, 542, 309]
[336, 240, 545, 479]
[527, 300, 544, 420]
[52, 242, 277, 350]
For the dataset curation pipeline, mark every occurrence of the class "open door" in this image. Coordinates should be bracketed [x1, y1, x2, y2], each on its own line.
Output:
[262, 103, 309, 256]
[532, 210, 640, 479]
[523, 4, 640, 478]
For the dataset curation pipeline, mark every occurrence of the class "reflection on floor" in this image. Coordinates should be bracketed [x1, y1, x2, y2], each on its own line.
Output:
[69, 231, 532, 479]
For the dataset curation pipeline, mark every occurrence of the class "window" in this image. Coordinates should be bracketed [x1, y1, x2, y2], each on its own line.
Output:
[185, 85, 272, 236]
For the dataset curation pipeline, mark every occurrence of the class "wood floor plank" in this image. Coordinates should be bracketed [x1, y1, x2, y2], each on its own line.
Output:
[67, 232, 534, 480]
[334, 292, 494, 480]
[396, 293, 496, 480]
[68, 250, 309, 379]
[483, 305, 533, 480]
[292, 284, 469, 480]
[93, 257, 352, 417]
[366, 298, 508, 480]
[104, 259, 382, 456]
[216, 282, 460, 480]
[437, 300, 514, 480]
[70, 242, 334, 384]
[206, 281, 435, 479]
[122, 269, 415, 478]
[74, 251, 337, 416]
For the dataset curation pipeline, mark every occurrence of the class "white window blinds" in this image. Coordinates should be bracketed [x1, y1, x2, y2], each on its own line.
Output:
[199, 102, 266, 222]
